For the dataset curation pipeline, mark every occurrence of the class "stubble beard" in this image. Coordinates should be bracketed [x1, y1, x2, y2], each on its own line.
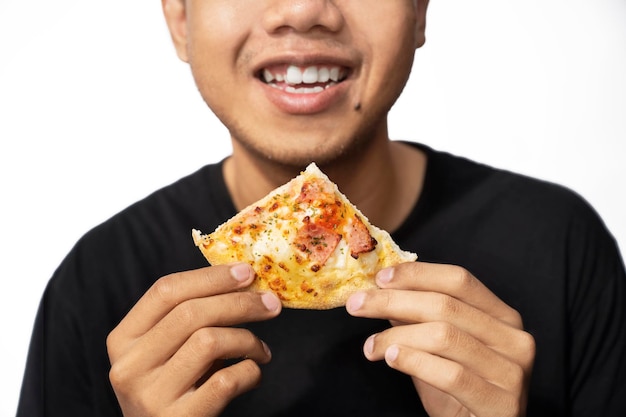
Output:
[227, 114, 385, 171]
[231, 122, 375, 169]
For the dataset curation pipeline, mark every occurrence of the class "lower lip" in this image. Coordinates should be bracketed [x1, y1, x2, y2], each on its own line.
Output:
[260, 80, 350, 115]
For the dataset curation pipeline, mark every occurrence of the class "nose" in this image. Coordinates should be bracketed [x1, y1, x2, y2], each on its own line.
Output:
[262, 0, 344, 34]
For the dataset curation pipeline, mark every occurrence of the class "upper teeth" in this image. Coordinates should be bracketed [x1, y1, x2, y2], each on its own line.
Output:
[263, 65, 343, 85]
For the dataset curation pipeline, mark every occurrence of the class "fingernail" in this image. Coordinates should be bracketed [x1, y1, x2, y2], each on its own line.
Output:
[364, 334, 376, 358]
[261, 340, 272, 359]
[261, 292, 281, 312]
[230, 263, 252, 282]
[377, 267, 394, 285]
[346, 292, 366, 313]
[385, 345, 399, 363]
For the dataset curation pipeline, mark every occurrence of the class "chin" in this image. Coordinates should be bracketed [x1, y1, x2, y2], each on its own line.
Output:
[240, 132, 374, 169]
[228, 107, 386, 169]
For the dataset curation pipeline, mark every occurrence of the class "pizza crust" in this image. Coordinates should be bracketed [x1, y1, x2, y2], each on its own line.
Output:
[192, 163, 417, 309]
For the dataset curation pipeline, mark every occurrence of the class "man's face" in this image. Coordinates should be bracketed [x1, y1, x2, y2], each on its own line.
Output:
[164, 0, 428, 167]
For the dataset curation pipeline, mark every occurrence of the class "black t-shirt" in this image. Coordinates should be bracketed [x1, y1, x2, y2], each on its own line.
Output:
[17, 144, 626, 416]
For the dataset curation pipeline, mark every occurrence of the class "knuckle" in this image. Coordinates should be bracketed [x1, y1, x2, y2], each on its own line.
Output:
[209, 369, 241, 399]
[432, 293, 460, 318]
[519, 330, 536, 352]
[172, 300, 200, 328]
[206, 360, 261, 401]
[450, 265, 477, 291]
[109, 361, 162, 416]
[517, 330, 537, 365]
[151, 274, 179, 305]
[214, 373, 239, 397]
[190, 327, 221, 355]
[506, 362, 526, 389]
[108, 361, 132, 391]
[105, 331, 120, 359]
[441, 362, 469, 391]
[429, 322, 460, 351]
[504, 308, 524, 329]
[240, 358, 263, 380]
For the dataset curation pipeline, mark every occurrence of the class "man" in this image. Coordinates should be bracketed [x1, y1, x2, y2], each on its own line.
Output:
[17, 1, 625, 416]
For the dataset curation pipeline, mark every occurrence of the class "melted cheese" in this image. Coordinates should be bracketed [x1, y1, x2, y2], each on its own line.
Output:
[192, 163, 417, 309]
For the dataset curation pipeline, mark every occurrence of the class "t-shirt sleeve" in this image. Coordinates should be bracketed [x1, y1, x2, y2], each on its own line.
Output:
[565, 203, 626, 415]
[17, 266, 121, 417]
[16, 163, 228, 417]
[16, 298, 46, 417]
[16, 246, 125, 417]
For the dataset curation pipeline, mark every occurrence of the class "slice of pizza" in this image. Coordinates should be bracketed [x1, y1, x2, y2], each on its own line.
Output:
[192, 162, 417, 309]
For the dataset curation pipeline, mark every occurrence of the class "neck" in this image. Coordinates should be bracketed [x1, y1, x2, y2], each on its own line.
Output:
[223, 137, 426, 233]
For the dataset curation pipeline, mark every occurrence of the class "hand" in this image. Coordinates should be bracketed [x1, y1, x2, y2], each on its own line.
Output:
[106, 264, 282, 417]
[346, 262, 535, 417]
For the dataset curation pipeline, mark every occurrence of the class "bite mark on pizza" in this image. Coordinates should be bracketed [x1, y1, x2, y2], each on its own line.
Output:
[192, 163, 417, 309]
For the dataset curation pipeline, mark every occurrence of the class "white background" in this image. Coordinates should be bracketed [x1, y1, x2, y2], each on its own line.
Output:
[1, 0, 625, 415]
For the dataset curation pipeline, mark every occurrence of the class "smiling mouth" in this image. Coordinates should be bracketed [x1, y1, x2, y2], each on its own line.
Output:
[259, 64, 349, 94]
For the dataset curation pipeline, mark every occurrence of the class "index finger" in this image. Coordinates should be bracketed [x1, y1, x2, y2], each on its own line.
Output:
[376, 262, 523, 328]
[114, 263, 255, 340]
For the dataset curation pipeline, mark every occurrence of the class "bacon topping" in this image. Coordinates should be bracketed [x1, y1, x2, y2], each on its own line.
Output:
[294, 222, 342, 265]
[297, 178, 336, 205]
[347, 214, 377, 259]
